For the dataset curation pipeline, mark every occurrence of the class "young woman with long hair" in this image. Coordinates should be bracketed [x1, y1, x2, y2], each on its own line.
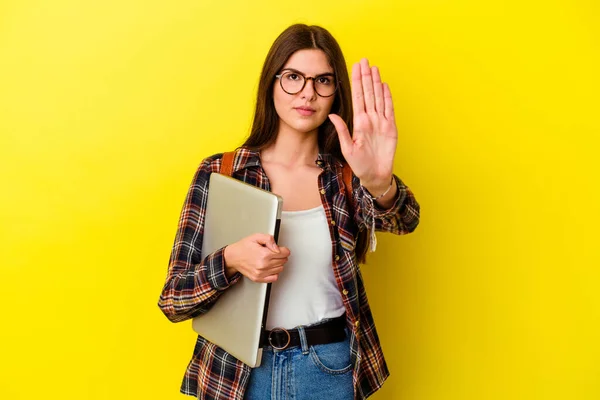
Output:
[159, 24, 420, 400]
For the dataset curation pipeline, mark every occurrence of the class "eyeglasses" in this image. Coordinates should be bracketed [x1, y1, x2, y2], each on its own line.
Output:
[275, 69, 338, 98]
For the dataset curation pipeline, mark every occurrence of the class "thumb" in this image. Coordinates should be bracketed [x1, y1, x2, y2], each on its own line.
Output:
[254, 233, 280, 253]
[328, 114, 352, 156]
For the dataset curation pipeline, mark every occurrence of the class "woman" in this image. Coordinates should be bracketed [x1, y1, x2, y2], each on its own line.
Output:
[158, 24, 420, 400]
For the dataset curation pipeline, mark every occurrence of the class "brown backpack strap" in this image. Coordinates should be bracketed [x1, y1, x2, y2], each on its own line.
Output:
[342, 163, 354, 203]
[220, 151, 236, 176]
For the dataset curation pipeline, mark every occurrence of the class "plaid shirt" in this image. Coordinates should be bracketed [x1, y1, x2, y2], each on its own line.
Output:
[158, 147, 420, 399]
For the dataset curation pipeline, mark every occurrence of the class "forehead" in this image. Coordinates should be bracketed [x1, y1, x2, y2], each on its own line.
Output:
[282, 49, 333, 75]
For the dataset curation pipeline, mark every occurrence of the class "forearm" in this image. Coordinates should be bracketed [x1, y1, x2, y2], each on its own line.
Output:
[158, 247, 241, 322]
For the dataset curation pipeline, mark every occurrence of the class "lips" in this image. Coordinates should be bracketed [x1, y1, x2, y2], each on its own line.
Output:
[294, 106, 316, 116]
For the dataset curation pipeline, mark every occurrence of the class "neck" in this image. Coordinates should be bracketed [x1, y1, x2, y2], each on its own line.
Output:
[260, 124, 320, 168]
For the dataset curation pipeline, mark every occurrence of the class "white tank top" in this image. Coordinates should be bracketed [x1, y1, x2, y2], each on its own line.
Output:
[265, 205, 345, 330]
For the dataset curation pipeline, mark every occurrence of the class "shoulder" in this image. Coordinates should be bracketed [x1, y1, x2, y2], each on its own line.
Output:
[200, 148, 253, 169]
[200, 152, 225, 169]
[188, 152, 225, 186]
[192, 148, 257, 183]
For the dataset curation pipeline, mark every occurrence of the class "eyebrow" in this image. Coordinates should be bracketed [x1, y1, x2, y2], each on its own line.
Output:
[281, 67, 335, 76]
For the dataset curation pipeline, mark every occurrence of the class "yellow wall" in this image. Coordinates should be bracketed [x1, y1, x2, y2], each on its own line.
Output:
[1, 1, 598, 399]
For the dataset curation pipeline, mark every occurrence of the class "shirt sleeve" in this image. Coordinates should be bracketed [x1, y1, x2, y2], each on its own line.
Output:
[349, 173, 420, 250]
[158, 156, 242, 323]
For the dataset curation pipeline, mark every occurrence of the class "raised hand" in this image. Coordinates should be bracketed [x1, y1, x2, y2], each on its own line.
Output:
[328, 58, 398, 196]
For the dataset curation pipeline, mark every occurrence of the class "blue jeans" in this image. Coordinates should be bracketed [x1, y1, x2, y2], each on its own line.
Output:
[244, 325, 354, 399]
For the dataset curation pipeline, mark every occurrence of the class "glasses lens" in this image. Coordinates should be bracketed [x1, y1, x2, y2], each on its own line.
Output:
[281, 71, 305, 94]
[314, 75, 336, 97]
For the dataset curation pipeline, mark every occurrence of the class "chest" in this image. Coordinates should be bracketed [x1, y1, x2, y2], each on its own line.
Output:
[261, 163, 324, 211]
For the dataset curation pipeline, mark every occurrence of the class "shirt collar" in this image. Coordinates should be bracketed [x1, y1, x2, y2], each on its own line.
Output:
[231, 147, 343, 173]
[315, 152, 344, 170]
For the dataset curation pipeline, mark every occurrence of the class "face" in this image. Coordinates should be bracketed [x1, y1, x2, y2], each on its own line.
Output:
[273, 49, 336, 135]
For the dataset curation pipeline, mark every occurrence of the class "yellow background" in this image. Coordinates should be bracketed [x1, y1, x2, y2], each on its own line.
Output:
[1, 0, 598, 399]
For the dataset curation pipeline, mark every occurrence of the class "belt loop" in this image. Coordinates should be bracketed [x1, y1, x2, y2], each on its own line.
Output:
[297, 326, 309, 355]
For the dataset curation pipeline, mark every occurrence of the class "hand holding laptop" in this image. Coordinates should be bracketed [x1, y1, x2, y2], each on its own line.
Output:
[224, 233, 291, 283]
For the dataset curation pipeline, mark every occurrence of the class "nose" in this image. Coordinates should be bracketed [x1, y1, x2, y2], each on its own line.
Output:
[300, 77, 317, 100]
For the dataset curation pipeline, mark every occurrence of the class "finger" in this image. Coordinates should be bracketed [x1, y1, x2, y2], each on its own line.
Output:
[259, 262, 285, 274]
[253, 233, 280, 253]
[260, 247, 288, 264]
[262, 274, 280, 283]
[360, 58, 375, 113]
[351, 62, 365, 116]
[328, 114, 353, 156]
[372, 66, 384, 115]
[275, 246, 291, 258]
[255, 266, 285, 284]
[383, 83, 395, 121]
[264, 248, 289, 260]
[249, 271, 279, 283]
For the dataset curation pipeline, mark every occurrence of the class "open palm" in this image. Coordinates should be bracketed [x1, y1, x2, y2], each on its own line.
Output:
[329, 58, 398, 189]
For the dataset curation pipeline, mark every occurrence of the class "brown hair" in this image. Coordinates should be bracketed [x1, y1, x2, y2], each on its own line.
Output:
[242, 24, 369, 264]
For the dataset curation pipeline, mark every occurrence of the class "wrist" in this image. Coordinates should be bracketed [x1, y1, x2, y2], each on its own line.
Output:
[223, 245, 238, 278]
[362, 176, 394, 199]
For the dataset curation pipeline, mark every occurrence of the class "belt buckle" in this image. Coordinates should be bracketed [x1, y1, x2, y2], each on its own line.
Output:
[268, 327, 291, 350]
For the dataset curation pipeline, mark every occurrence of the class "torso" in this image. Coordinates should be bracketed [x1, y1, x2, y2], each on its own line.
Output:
[261, 160, 323, 211]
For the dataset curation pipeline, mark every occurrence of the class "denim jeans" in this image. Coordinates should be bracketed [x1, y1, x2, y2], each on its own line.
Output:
[244, 326, 354, 400]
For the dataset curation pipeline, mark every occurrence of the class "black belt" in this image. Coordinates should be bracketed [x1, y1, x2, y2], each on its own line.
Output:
[261, 315, 347, 350]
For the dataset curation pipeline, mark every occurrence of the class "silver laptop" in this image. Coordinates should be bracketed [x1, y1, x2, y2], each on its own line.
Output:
[192, 172, 282, 367]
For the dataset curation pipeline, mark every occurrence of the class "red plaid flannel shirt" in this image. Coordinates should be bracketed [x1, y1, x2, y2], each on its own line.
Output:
[158, 148, 420, 399]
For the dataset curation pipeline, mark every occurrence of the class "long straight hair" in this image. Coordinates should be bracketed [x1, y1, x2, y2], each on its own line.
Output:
[242, 24, 369, 263]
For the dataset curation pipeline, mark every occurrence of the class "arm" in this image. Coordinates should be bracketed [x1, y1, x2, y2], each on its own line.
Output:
[158, 157, 242, 323]
[328, 58, 420, 238]
[350, 173, 420, 235]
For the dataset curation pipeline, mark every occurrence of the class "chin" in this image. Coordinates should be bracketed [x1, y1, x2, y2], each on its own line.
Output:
[286, 117, 326, 134]
[295, 124, 320, 133]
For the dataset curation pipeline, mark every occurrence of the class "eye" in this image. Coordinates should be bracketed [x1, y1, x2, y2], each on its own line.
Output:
[286, 73, 301, 81]
[317, 76, 333, 85]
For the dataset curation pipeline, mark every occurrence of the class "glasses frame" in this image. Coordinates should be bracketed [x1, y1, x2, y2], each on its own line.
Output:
[275, 68, 338, 98]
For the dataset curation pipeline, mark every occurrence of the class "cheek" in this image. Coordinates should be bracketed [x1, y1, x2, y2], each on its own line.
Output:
[273, 88, 290, 116]
[320, 98, 335, 116]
